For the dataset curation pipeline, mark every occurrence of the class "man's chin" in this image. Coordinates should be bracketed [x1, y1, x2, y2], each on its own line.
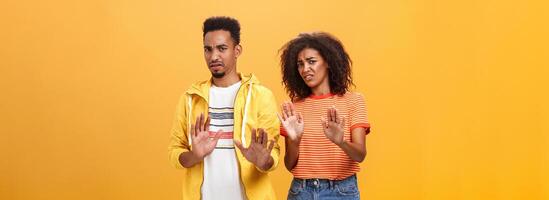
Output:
[211, 71, 225, 78]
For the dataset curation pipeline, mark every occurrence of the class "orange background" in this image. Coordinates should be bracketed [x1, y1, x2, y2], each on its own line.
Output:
[1, 0, 547, 199]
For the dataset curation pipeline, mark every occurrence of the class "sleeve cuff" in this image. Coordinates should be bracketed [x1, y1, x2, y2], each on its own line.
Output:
[280, 126, 288, 137]
[350, 123, 371, 134]
[170, 148, 190, 169]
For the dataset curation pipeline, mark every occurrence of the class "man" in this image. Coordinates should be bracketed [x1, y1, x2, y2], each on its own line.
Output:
[168, 16, 280, 200]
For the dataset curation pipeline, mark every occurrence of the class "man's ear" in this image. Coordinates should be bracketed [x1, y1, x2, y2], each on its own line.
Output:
[234, 44, 242, 58]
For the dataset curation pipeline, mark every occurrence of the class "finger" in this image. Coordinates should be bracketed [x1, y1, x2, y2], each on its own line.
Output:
[333, 108, 339, 124]
[298, 112, 303, 123]
[212, 130, 222, 140]
[328, 108, 334, 124]
[190, 124, 196, 138]
[267, 140, 275, 153]
[327, 108, 332, 122]
[234, 140, 245, 151]
[210, 138, 220, 149]
[258, 128, 265, 145]
[321, 117, 328, 129]
[282, 102, 290, 119]
[261, 129, 268, 147]
[331, 107, 336, 122]
[193, 118, 199, 136]
[200, 113, 206, 132]
[205, 117, 211, 132]
[196, 114, 202, 132]
[340, 117, 346, 128]
[289, 102, 295, 116]
[251, 128, 257, 143]
[282, 103, 287, 116]
[209, 130, 222, 145]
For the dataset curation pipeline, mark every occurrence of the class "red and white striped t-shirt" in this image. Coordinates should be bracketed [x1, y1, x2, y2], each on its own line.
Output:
[282, 92, 371, 180]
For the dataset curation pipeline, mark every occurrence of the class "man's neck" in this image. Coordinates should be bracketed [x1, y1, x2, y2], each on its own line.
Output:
[212, 73, 241, 87]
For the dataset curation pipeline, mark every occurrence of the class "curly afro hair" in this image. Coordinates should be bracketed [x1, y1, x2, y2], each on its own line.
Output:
[279, 32, 354, 101]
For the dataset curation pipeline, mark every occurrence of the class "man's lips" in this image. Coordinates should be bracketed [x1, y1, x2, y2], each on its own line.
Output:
[209, 63, 224, 69]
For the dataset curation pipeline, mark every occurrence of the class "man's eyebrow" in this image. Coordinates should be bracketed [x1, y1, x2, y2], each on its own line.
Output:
[305, 57, 316, 61]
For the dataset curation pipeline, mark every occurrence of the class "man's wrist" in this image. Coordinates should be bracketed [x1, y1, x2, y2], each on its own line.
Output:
[180, 150, 204, 168]
[190, 150, 204, 161]
[258, 156, 274, 171]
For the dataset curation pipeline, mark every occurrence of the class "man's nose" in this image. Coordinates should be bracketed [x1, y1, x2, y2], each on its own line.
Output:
[211, 50, 221, 61]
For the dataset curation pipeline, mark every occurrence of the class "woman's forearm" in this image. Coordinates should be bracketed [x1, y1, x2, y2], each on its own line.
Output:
[284, 138, 300, 171]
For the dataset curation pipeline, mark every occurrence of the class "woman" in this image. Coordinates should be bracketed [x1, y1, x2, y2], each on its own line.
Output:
[278, 32, 371, 199]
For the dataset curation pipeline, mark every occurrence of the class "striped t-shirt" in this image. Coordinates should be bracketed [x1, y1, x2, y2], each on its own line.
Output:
[282, 92, 371, 180]
[201, 81, 246, 200]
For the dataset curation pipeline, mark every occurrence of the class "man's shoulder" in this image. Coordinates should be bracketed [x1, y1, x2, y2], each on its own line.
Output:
[182, 79, 210, 94]
[251, 82, 272, 91]
[251, 83, 275, 97]
[190, 79, 210, 88]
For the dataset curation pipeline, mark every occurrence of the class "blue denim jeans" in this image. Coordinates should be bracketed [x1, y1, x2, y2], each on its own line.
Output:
[287, 174, 360, 200]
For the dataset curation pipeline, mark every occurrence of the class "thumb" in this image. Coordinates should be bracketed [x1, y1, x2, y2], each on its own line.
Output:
[234, 139, 245, 151]
[214, 130, 223, 139]
[210, 130, 223, 143]
[267, 140, 275, 153]
[320, 117, 328, 129]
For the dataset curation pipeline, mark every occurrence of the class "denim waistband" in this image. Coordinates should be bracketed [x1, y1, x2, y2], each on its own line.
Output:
[293, 174, 357, 189]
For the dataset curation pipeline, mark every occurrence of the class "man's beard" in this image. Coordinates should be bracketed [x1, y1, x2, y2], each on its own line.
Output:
[211, 71, 225, 78]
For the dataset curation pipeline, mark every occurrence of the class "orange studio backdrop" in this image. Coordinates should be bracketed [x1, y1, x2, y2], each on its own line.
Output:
[1, 0, 547, 199]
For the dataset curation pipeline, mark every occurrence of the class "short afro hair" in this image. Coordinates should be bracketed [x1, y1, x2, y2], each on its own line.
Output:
[203, 16, 241, 45]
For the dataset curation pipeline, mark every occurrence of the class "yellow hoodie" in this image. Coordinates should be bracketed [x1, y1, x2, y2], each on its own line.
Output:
[169, 73, 280, 200]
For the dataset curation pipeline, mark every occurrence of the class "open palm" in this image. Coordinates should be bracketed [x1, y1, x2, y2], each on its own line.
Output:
[278, 102, 304, 142]
[234, 128, 275, 171]
[321, 107, 346, 146]
[190, 113, 221, 159]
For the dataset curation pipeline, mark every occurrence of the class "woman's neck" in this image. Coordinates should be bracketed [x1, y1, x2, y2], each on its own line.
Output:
[311, 78, 331, 96]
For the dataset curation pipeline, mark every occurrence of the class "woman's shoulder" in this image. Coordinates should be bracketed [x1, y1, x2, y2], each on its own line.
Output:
[341, 91, 365, 100]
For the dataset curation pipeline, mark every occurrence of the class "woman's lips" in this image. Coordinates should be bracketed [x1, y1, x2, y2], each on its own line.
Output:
[303, 74, 313, 81]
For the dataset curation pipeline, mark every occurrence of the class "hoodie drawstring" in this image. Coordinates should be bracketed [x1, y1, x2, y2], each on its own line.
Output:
[240, 83, 253, 147]
[187, 94, 193, 146]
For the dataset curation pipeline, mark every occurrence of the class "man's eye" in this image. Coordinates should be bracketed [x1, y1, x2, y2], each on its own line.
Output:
[308, 60, 316, 64]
